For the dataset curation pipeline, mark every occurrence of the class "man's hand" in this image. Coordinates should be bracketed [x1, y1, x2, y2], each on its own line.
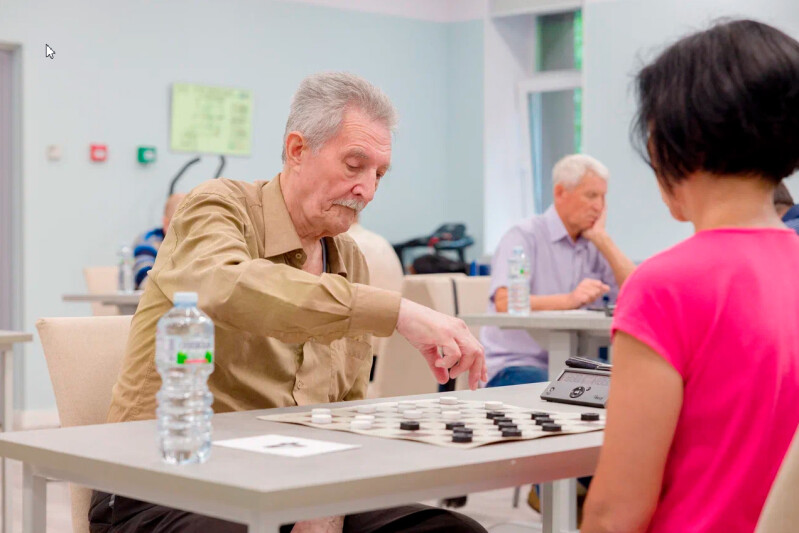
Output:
[582, 207, 607, 243]
[291, 517, 344, 533]
[567, 278, 610, 308]
[395, 299, 487, 389]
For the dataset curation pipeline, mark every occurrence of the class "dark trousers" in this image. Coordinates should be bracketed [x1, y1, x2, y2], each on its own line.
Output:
[89, 491, 487, 533]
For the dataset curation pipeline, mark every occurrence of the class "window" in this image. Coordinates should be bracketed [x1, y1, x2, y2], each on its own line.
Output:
[518, 10, 584, 214]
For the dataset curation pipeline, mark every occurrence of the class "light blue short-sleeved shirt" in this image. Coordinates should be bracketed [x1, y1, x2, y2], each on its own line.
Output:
[481, 206, 618, 380]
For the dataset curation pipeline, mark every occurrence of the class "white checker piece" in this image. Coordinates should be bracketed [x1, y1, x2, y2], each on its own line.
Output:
[259, 399, 605, 449]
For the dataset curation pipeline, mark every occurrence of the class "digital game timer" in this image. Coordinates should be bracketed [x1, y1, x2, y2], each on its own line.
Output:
[540, 358, 612, 408]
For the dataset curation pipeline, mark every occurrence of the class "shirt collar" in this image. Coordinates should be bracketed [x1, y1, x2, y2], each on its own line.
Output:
[543, 205, 588, 248]
[544, 205, 570, 243]
[260, 174, 348, 277]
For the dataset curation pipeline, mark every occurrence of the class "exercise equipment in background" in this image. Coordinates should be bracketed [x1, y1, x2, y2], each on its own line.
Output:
[392, 223, 474, 274]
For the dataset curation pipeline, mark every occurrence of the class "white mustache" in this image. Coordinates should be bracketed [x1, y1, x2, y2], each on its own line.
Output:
[332, 198, 366, 213]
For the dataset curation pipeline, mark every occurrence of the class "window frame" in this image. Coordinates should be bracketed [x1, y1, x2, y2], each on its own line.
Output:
[517, 70, 583, 215]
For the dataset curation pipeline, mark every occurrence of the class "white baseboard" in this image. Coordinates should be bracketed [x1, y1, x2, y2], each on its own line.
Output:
[14, 409, 60, 430]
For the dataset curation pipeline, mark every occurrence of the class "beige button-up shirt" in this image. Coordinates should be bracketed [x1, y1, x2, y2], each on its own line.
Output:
[107, 175, 401, 423]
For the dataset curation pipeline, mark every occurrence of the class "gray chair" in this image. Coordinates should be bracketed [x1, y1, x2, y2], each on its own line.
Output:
[82, 266, 120, 315]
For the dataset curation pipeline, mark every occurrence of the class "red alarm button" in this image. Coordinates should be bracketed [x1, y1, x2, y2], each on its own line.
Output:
[90, 144, 107, 162]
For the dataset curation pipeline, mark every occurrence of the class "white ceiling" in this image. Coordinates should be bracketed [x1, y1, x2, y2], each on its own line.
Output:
[279, 0, 487, 22]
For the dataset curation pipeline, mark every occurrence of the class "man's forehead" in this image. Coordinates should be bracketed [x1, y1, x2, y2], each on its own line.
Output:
[339, 109, 391, 141]
[578, 171, 607, 189]
[339, 131, 391, 164]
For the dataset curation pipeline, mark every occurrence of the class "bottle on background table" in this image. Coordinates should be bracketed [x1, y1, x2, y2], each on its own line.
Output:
[507, 246, 530, 315]
[117, 244, 135, 293]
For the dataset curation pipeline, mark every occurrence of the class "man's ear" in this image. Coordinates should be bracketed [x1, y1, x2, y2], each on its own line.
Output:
[285, 131, 306, 167]
[553, 183, 565, 201]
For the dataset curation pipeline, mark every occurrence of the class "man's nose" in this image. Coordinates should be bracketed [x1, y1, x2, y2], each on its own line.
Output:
[353, 173, 377, 203]
[595, 197, 605, 212]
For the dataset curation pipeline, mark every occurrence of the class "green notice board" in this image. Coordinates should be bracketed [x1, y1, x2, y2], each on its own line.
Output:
[170, 83, 253, 156]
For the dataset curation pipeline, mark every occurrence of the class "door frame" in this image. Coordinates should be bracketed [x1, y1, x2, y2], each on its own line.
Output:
[0, 42, 24, 359]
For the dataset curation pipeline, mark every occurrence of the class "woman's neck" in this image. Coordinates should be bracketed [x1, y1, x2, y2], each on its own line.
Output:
[679, 173, 784, 232]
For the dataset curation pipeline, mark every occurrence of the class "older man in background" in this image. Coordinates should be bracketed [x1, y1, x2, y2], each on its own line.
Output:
[132, 193, 187, 289]
[90, 72, 487, 533]
[482, 154, 635, 387]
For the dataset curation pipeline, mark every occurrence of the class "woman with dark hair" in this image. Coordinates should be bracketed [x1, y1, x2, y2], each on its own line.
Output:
[581, 20, 799, 533]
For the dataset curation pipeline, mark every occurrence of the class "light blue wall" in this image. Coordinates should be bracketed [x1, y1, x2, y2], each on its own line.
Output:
[445, 20, 485, 263]
[0, 0, 484, 412]
[583, 0, 799, 262]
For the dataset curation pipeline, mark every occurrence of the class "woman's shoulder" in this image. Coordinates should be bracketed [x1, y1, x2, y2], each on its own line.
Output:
[626, 236, 703, 288]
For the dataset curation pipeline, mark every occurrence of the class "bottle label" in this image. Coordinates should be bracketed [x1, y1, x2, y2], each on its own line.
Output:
[162, 337, 213, 365]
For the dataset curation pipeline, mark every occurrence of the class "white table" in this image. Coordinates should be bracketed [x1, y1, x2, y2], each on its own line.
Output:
[0, 384, 602, 533]
[0, 331, 32, 533]
[460, 311, 613, 381]
[62, 292, 142, 315]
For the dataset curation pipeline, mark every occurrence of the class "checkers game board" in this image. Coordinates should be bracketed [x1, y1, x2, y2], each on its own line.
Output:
[258, 397, 605, 449]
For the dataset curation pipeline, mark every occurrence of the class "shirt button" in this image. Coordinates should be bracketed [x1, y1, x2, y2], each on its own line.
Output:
[295, 380, 303, 390]
[295, 253, 302, 259]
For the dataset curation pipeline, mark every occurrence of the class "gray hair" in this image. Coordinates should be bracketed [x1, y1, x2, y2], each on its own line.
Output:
[552, 154, 610, 189]
[282, 72, 398, 162]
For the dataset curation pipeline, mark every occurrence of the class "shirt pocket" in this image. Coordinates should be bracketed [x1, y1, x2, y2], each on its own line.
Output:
[328, 334, 373, 402]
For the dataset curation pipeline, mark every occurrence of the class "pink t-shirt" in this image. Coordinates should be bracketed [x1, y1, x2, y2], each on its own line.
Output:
[612, 228, 799, 533]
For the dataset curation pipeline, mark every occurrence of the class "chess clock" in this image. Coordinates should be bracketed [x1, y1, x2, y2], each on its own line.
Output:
[540, 367, 611, 409]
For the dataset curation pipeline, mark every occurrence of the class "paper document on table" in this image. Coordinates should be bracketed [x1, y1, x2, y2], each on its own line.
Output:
[213, 434, 360, 457]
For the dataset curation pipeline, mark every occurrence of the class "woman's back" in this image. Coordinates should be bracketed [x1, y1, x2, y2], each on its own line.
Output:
[613, 227, 799, 532]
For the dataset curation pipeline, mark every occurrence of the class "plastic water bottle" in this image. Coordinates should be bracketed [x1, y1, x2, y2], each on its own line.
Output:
[507, 246, 530, 315]
[155, 292, 215, 465]
[117, 245, 135, 293]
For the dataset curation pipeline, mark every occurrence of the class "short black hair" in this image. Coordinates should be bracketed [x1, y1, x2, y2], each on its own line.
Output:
[633, 19, 799, 189]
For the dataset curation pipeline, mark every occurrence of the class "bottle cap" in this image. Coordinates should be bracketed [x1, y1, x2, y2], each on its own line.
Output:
[173, 292, 198, 305]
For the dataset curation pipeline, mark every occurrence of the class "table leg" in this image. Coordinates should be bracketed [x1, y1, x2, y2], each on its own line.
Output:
[1, 347, 12, 533]
[543, 331, 577, 380]
[541, 479, 577, 533]
[540, 332, 578, 532]
[22, 464, 46, 533]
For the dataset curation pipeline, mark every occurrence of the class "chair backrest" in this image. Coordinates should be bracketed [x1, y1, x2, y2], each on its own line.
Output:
[369, 274, 463, 398]
[82, 266, 119, 316]
[346, 225, 406, 369]
[36, 315, 132, 533]
[756, 426, 799, 532]
[453, 276, 492, 314]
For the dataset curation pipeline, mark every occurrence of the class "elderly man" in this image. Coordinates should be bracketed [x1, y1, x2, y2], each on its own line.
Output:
[89, 73, 487, 533]
[482, 154, 635, 388]
[132, 193, 187, 289]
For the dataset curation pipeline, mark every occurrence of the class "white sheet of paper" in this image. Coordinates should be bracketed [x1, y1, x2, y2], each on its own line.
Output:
[213, 434, 360, 457]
